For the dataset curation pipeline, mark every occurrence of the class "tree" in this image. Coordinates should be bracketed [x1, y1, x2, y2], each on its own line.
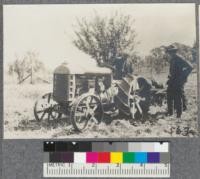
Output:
[73, 12, 139, 67]
[191, 41, 197, 69]
[10, 56, 26, 82]
[145, 47, 168, 74]
[8, 51, 45, 83]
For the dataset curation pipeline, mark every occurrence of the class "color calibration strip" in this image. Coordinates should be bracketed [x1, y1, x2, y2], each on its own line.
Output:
[43, 142, 170, 178]
[47, 151, 168, 164]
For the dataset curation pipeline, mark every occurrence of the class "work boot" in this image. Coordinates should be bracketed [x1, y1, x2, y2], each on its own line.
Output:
[176, 113, 182, 119]
[176, 116, 182, 125]
[129, 120, 138, 126]
[165, 111, 173, 117]
[183, 105, 187, 111]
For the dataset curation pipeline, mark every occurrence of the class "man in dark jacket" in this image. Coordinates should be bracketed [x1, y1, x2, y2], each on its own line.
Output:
[165, 45, 193, 118]
[113, 53, 133, 80]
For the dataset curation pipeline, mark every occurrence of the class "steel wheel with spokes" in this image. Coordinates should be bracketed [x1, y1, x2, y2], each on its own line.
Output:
[34, 93, 62, 122]
[70, 94, 103, 132]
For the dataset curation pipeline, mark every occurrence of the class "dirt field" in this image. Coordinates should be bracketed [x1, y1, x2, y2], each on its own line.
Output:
[4, 73, 198, 139]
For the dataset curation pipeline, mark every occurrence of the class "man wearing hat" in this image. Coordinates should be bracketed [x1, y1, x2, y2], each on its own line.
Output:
[165, 45, 193, 118]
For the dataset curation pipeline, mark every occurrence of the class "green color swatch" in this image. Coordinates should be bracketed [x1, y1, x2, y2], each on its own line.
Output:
[123, 152, 134, 163]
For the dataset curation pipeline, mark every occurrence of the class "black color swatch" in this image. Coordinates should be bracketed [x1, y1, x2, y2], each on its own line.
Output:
[43, 141, 55, 152]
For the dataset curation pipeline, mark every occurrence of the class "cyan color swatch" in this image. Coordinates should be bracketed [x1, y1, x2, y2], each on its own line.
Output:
[134, 152, 147, 163]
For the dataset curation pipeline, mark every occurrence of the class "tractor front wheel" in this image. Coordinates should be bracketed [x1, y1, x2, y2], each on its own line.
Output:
[70, 94, 103, 132]
[34, 93, 62, 122]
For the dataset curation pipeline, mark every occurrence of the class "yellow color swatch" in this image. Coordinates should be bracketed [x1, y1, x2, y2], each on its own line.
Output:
[110, 152, 123, 163]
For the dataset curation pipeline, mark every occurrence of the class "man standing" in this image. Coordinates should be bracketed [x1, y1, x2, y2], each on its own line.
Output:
[113, 53, 133, 80]
[165, 45, 193, 118]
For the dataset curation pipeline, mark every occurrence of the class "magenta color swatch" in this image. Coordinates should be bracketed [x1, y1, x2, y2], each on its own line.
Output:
[86, 152, 98, 163]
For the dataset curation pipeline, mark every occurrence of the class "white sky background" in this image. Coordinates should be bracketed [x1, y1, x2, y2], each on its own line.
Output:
[4, 4, 196, 70]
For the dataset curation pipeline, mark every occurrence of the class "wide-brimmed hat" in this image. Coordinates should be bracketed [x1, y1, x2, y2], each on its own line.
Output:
[165, 45, 178, 53]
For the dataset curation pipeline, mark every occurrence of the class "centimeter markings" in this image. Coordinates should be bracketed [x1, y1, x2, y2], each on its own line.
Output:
[43, 163, 170, 178]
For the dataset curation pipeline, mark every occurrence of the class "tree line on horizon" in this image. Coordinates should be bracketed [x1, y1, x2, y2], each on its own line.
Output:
[7, 11, 197, 84]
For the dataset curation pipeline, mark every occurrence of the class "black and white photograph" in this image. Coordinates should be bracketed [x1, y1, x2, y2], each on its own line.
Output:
[3, 4, 198, 138]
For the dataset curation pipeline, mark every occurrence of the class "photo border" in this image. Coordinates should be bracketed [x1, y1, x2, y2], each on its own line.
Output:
[0, 1, 200, 178]
[1, 1, 199, 140]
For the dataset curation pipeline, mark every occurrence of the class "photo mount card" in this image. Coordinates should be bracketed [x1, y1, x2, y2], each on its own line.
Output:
[3, 3, 198, 139]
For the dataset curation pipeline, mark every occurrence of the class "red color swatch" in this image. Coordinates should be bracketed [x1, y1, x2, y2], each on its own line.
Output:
[98, 152, 110, 163]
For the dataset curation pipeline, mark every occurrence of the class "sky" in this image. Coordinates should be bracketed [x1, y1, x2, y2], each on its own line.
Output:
[3, 4, 196, 70]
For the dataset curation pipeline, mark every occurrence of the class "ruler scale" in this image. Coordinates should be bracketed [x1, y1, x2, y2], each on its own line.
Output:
[43, 141, 170, 178]
[44, 163, 170, 178]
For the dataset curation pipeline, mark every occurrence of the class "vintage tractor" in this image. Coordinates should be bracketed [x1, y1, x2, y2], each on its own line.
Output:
[34, 62, 166, 132]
